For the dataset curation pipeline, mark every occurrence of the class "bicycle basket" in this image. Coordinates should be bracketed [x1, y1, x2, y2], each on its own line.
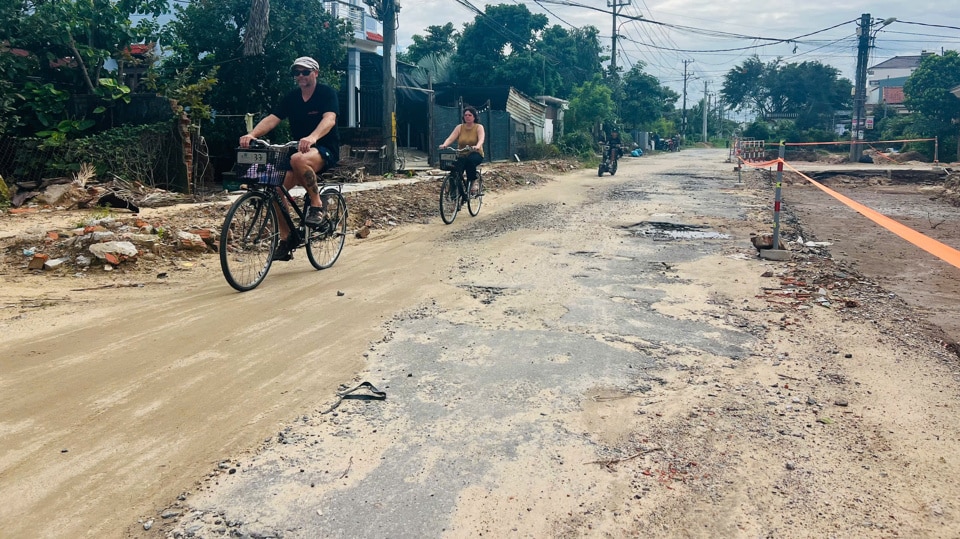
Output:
[439, 153, 458, 172]
[235, 147, 291, 186]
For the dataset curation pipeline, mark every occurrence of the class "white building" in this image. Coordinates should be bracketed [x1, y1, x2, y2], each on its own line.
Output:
[866, 51, 937, 106]
[323, 1, 383, 128]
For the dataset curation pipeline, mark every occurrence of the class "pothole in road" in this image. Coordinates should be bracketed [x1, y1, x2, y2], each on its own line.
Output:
[624, 221, 731, 241]
[460, 284, 511, 304]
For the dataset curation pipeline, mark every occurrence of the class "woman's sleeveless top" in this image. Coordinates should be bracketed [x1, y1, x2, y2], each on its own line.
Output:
[457, 123, 484, 157]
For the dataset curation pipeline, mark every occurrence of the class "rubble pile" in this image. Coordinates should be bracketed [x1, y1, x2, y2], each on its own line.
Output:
[938, 169, 960, 206]
[758, 258, 873, 312]
[1, 158, 581, 276]
[5, 211, 224, 275]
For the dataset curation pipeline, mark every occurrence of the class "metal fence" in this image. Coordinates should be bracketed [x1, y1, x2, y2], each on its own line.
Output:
[0, 137, 69, 187]
[0, 122, 186, 195]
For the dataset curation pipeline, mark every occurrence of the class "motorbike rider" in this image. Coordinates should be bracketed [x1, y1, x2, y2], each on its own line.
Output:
[600, 128, 623, 160]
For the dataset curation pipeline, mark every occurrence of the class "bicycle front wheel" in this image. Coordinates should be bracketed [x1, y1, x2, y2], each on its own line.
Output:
[219, 191, 278, 292]
[467, 175, 483, 216]
[307, 190, 347, 270]
[439, 172, 460, 224]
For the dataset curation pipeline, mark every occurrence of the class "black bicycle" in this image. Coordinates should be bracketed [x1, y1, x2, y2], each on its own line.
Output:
[219, 139, 348, 292]
[439, 146, 483, 224]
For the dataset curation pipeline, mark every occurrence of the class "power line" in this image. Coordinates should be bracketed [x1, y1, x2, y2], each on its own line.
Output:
[897, 20, 960, 31]
[532, 0, 577, 28]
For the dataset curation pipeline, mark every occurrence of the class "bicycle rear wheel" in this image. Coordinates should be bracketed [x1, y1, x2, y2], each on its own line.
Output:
[219, 191, 278, 292]
[439, 172, 460, 224]
[467, 175, 483, 216]
[307, 190, 348, 270]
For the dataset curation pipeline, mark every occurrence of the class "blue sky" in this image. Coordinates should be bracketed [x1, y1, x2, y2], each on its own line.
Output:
[397, 0, 960, 98]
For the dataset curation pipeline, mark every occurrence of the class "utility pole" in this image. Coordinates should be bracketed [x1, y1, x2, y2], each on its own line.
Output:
[681, 59, 693, 141]
[849, 13, 870, 163]
[608, 0, 631, 76]
[382, 0, 398, 172]
[701, 81, 709, 143]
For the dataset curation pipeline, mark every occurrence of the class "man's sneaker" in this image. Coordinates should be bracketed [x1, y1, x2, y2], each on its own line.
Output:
[317, 218, 333, 235]
[304, 206, 325, 227]
[273, 238, 293, 261]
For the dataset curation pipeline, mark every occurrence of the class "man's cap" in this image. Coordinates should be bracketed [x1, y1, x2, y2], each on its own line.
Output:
[291, 56, 319, 72]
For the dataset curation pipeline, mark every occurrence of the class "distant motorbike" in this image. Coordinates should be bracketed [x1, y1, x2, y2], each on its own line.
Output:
[598, 143, 619, 176]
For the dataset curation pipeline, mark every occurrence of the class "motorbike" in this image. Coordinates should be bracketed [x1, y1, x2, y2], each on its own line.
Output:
[597, 143, 620, 177]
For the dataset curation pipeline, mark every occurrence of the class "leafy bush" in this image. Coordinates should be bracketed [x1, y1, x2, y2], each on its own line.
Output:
[517, 141, 562, 160]
[0, 174, 10, 207]
[742, 120, 771, 141]
[48, 122, 179, 187]
[558, 130, 596, 160]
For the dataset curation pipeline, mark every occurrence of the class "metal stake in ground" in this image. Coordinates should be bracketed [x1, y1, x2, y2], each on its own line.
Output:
[760, 141, 791, 261]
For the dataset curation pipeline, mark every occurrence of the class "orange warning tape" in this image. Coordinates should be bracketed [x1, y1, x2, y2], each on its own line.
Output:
[739, 158, 780, 168]
[866, 144, 900, 164]
[778, 160, 960, 270]
[767, 137, 936, 147]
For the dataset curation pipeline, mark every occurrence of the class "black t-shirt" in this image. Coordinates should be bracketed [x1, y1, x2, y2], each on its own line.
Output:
[272, 84, 340, 163]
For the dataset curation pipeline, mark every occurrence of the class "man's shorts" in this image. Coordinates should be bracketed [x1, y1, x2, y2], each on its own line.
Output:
[286, 145, 338, 173]
[316, 145, 338, 172]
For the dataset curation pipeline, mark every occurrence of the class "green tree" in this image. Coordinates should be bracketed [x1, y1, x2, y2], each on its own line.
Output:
[566, 75, 615, 133]
[722, 55, 851, 137]
[537, 25, 604, 98]
[2, 0, 170, 137]
[452, 4, 548, 94]
[161, 0, 348, 118]
[620, 63, 679, 130]
[772, 61, 851, 131]
[721, 56, 770, 118]
[903, 50, 960, 161]
[401, 23, 458, 64]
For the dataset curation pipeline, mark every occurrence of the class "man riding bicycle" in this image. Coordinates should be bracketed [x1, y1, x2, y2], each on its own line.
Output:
[239, 56, 340, 261]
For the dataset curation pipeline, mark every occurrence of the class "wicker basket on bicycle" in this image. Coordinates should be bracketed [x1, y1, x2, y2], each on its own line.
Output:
[235, 145, 291, 186]
[439, 152, 460, 172]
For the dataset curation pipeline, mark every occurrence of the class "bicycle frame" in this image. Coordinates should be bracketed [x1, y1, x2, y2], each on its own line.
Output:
[220, 138, 349, 291]
[438, 147, 483, 224]
[444, 148, 473, 197]
[451, 166, 468, 201]
[272, 185, 307, 240]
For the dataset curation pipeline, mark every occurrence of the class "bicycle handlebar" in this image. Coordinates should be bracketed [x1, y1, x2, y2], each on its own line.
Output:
[244, 139, 299, 151]
[440, 145, 476, 154]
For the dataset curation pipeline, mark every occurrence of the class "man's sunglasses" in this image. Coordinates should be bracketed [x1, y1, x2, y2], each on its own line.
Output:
[292, 69, 312, 76]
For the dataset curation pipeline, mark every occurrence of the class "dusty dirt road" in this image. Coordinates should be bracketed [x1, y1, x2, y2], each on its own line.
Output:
[2, 149, 960, 538]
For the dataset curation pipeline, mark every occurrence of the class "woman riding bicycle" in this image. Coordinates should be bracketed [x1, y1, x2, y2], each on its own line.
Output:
[438, 106, 485, 194]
